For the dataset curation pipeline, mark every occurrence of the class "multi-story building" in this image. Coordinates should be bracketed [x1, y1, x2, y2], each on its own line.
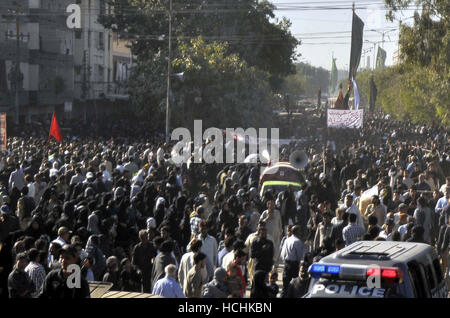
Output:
[73, 0, 131, 121]
[0, 0, 75, 123]
[0, 0, 131, 124]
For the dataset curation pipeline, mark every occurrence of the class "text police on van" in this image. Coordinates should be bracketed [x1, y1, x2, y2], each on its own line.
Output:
[311, 283, 386, 297]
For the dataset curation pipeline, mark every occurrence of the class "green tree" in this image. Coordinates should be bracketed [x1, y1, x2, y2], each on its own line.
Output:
[383, 0, 449, 127]
[100, 0, 299, 126]
[280, 62, 330, 98]
[171, 37, 273, 129]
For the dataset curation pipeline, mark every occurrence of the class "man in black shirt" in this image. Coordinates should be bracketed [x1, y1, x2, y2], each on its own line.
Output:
[235, 215, 252, 242]
[0, 207, 20, 242]
[17, 187, 36, 230]
[250, 223, 274, 274]
[330, 211, 349, 250]
[415, 173, 431, 192]
[131, 229, 157, 293]
[403, 185, 419, 216]
[354, 169, 368, 191]
[285, 260, 310, 298]
[340, 161, 353, 190]
[39, 245, 90, 298]
[8, 252, 34, 298]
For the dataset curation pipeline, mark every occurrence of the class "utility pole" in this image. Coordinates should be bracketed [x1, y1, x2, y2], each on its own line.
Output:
[165, 0, 172, 143]
[365, 40, 377, 70]
[369, 28, 395, 67]
[81, 50, 90, 124]
[348, 2, 355, 80]
[14, 2, 21, 125]
[330, 51, 334, 96]
[372, 42, 376, 70]
[87, 0, 92, 125]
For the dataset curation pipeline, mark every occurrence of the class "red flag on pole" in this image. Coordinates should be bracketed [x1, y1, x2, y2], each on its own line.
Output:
[49, 112, 63, 142]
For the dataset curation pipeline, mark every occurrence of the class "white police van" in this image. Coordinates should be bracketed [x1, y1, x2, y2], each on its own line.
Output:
[304, 241, 448, 298]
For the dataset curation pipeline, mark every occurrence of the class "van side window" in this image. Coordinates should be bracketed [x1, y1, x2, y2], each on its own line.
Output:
[424, 264, 436, 290]
[432, 258, 443, 283]
[407, 261, 429, 298]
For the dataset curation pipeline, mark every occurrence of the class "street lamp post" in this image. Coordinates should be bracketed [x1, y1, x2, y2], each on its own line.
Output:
[165, 0, 172, 143]
[365, 40, 378, 70]
[369, 29, 395, 49]
[366, 29, 395, 69]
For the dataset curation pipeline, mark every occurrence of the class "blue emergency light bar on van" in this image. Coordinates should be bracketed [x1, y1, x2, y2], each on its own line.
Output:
[308, 263, 402, 282]
[310, 264, 340, 275]
[309, 264, 342, 278]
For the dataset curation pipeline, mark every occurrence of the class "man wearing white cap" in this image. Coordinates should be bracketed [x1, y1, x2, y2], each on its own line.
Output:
[147, 217, 157, 230]
[147, 217, 158, 240]
[83, 172, 95, 185]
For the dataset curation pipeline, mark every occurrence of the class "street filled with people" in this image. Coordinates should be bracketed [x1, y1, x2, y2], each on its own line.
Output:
[0, 110, 449, 298]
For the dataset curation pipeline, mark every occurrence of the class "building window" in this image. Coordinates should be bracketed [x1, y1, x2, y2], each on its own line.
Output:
[98, 32, 104, 50]
[75, 30, 82, 39]
[100, 0, 106, 15]
[97, 65, 104, 82]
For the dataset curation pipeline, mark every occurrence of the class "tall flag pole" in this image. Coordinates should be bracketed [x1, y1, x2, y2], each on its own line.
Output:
[49, 112, 63, 142]
[348, 3, 365, 81]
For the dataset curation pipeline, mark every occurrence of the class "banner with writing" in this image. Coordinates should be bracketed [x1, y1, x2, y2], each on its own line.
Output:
[327, 109, 363, 128]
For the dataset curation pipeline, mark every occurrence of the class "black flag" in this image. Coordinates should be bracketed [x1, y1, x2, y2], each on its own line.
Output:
[369, 75, 377, 112]
[348, 12, 364, 80]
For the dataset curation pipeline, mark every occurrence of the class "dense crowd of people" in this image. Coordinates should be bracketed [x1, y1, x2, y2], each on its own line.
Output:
[0, 110, 449, 299]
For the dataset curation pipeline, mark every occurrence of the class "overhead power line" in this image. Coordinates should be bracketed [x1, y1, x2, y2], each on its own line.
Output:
[0, 2, 423, 15]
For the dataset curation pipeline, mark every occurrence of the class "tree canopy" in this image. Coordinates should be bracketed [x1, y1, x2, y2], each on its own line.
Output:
[100, 0, 299, 129]
[280, 62, 330, 99]
[377, 0, 450, 127]
[171, 37, 274, 129]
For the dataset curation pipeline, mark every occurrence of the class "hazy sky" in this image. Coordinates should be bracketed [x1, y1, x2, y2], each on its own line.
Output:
[270, 0, 418, 71]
